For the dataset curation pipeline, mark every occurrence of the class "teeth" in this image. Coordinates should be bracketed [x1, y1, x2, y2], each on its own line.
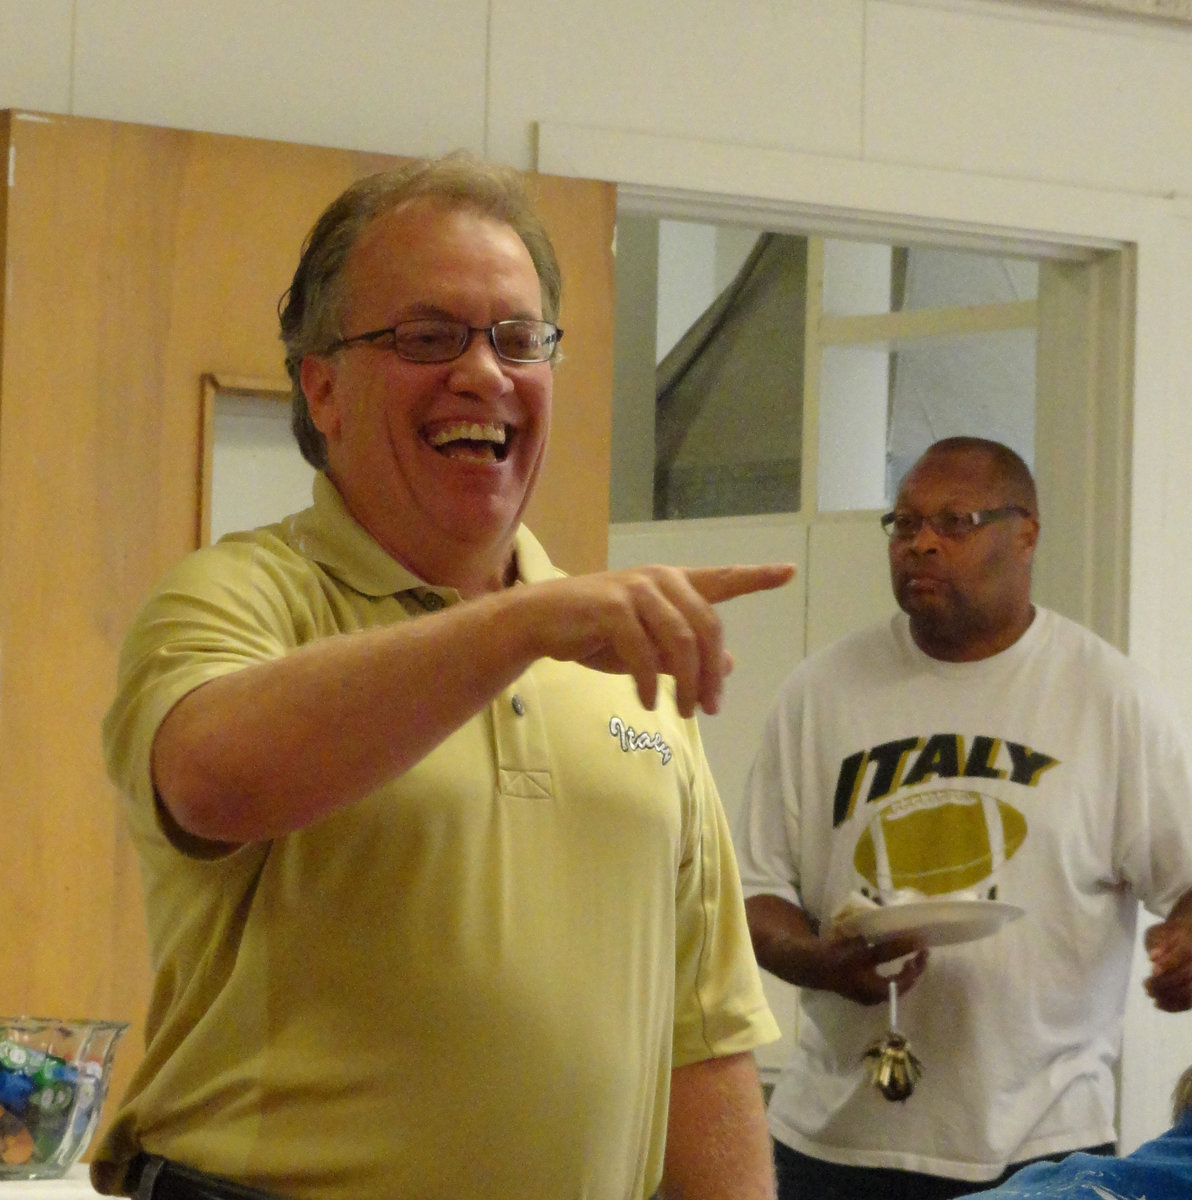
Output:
[428, 421, 507, 447]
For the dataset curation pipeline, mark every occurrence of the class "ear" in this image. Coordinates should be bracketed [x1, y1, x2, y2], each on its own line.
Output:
[300, 353, 342, 442]
[1019, 514, 1041, 561]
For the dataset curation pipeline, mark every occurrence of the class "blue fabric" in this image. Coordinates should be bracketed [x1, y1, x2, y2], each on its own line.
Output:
[964, 1111, 1192, 1199]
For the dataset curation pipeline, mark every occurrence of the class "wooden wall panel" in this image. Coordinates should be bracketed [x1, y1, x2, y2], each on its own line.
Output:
[0, 110, 614, 1148]
[523, 172, 616, 569]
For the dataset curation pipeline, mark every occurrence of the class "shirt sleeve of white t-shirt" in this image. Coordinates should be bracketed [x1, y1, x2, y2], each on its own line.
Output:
[1111, 660, 1192, 918]
[732, 675, 804, 907]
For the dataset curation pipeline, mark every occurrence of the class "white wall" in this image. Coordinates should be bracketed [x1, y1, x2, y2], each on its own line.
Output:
[4, 1, 1191, 194]
[210, 394, 315, 542]
[5, 0, 1192, 1154]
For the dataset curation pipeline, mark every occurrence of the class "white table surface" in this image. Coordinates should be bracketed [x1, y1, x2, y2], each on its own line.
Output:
[0, 1165, 98, 1197]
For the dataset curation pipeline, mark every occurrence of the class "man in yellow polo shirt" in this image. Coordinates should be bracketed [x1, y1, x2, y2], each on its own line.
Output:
[95, 152, 793, 1200]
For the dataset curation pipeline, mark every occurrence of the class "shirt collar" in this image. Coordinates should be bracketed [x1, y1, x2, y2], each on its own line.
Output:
[283, 473, 558, 596]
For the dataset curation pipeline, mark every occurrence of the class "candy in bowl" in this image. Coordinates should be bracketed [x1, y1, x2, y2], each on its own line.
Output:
[0, 1016, 129, 1180]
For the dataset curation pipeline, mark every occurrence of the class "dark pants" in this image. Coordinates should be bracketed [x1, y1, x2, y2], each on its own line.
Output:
[773, 1137, 1116, 1200]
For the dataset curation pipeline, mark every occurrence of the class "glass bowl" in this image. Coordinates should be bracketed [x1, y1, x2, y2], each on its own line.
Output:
[0, 1016, 129, 1180]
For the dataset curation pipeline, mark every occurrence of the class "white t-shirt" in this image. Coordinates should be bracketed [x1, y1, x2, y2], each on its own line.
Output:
[736, 607, 1192, 1183]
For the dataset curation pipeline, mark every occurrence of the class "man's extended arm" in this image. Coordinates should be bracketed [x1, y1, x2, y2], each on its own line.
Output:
[660, 1052, 774, 1200]
[151, 563, 793, 844]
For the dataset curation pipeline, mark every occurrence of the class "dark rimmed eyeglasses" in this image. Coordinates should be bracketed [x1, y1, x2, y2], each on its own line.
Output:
[880, 506, 1032, 541]
[325, 317, 563, 364]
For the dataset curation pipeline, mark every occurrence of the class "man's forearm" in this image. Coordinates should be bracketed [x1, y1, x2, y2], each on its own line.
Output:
[744, 894, 825, 988]
[151, 586, 537, 842]
[744, 893, 928, 1006]
[660, 1052, 775, 1200]
[151, 562, 794, 844]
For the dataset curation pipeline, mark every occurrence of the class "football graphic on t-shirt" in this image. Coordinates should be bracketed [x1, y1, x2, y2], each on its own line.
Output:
[853, 788, 1027, 896]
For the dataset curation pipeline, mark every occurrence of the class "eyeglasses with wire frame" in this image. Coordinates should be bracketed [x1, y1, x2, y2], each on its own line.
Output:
[880, 506, 1032, 540]
[325, 318, 563, 364]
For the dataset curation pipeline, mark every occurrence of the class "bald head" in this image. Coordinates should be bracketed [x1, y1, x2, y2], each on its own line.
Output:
[909, 437, 1038, 520]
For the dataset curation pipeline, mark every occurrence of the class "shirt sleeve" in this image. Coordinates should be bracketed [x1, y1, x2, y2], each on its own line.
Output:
[671, 719, 780, 1067]
[1111, 663, 1192, 918]
[732, 677, 804, 906]
[102, 539, 303, 833]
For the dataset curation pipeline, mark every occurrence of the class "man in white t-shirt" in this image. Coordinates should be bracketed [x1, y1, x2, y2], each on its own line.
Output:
[736, 437, 1192, 1200]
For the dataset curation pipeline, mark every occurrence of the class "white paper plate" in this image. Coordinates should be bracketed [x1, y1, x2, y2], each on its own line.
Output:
[837, 899, 1024, 948]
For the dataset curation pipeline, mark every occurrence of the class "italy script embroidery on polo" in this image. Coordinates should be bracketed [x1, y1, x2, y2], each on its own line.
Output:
[608, 715, 672, 766]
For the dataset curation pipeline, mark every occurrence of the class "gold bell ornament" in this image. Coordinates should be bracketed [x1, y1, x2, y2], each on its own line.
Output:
[862, 979, 923, 1102]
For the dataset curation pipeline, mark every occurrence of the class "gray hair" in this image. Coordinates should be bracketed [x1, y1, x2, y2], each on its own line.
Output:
[278, 151, 563, 469]
[1174, 1062, 1192, 1122]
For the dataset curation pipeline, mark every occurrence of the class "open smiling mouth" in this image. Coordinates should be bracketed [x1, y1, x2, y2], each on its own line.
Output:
[425, 420, 510, 463]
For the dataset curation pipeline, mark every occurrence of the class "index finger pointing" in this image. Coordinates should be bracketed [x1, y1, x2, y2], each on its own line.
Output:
[686, 564, 797, 605]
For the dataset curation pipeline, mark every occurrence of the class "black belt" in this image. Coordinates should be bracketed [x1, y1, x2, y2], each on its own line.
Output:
[127, 1155, 286, 1200]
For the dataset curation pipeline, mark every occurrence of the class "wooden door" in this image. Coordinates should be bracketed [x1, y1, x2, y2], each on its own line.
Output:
[0, 109, 615, 1141]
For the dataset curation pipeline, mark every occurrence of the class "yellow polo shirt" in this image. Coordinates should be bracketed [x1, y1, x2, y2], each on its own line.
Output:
[96, 474, 777, 1200]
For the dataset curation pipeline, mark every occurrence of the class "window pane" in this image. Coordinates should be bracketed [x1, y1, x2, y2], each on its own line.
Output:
[886, 327, 1036, 497]
[651, 228, 804, 520]
[897, 248, 1037, 312]
[817, 344, 891, 512]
